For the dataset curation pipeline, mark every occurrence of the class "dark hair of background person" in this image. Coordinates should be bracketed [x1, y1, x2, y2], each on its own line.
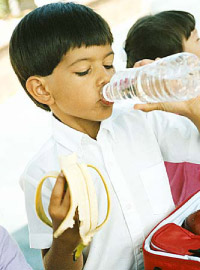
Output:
[125, 10, 195, 68]
[9, 2, 113, 111]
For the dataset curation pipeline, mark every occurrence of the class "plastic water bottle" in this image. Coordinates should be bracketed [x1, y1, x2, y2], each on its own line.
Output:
[102, 52, 200, 103]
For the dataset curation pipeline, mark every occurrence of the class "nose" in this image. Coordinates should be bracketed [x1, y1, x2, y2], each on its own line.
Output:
[96, 66, 114, 87]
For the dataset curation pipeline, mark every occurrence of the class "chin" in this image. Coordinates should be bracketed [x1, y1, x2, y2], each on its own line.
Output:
[101, 106, 113, 120]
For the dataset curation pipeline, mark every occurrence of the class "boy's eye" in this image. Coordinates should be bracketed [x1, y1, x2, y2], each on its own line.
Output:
[75, 69, 90, 76]
[104, 65, 114, 69]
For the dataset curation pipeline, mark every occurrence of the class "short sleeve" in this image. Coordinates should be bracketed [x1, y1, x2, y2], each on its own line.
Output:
[147, 111, 200, 164]
[22, 173, 54, 249]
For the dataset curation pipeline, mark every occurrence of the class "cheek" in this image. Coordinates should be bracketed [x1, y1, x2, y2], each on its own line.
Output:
[50, 73, 98, 109]
[74, 92, 97, 109]
[192, 44, 200, 57]
[57, 87, 96, 112]
[52, 77, 74, 100]
[184, 42, 200, 56]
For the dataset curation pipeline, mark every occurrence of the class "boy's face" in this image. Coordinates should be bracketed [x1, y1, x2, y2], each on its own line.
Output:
[45, 45, 115, 130]
[183, 29, 200, 58]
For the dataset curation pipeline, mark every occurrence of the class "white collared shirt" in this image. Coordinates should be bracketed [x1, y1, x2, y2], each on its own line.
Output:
[20, 108, 200, 270]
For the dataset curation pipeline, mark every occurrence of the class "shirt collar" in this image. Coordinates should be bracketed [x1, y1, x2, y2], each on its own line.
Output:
[52, 113, 116, 151]
[99, 106, 123, 142]
[99, 116, 116, 142]
[52, 116, 84, 152]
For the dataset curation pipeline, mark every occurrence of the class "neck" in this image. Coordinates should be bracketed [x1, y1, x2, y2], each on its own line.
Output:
[53, 113, 101, 140]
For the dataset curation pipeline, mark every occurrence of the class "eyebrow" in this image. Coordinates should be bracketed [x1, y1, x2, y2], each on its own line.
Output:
[69, 51, 114, 67]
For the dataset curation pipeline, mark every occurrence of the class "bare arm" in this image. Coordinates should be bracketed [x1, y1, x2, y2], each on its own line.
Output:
[41, 243, 83, 270]
[41, 174, 83, 270]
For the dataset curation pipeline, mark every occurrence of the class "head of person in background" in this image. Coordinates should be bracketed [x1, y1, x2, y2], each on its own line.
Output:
[125, 10, 200, 68]
[124, 10, 200, 208]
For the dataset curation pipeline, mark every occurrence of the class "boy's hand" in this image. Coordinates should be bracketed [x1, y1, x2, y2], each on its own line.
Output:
[48, 173, 81, 252]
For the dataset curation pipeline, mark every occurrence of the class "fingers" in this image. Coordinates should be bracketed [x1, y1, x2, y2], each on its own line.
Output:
[50, 173, 66, 208]
[134, 103, 162, 112]
[61, 187, 70, 213]
[133, 101, 187, 115]
[134, 102, 174, 113]
[133, 59, 155, 68]
[133, 57, 161, 68]
[74, 208, 79, 223]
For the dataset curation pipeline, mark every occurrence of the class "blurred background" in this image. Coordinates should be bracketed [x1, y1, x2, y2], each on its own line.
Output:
[1, 0, 200, 269]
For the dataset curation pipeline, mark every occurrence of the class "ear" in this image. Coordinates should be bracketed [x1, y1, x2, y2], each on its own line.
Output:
[26, 76, 55, 106]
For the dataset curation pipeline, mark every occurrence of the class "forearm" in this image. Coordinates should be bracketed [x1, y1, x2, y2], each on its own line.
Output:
[186, 114, 200, 133]
[42, 238, 83, 270]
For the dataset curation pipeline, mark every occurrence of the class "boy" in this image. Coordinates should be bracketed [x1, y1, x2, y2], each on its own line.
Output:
[125, 10, 200, 67]
[9, 3, 200, 270]
[124, 10, 200, 207]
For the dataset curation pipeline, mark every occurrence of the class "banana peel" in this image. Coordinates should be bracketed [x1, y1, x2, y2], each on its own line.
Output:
[35, 153, 110, 260]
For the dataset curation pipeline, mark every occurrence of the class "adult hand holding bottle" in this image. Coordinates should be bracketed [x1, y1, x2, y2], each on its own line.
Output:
[133, 57, 200, 133]
[134, 96, 200, 132]
[103, 53, 200, 112]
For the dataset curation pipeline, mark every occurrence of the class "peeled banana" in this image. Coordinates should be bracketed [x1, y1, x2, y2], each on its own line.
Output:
[35, 153, 110, 260]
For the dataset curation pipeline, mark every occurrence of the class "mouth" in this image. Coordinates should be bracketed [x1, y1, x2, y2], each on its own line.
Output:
[100, 88, 114, 106]
[100, 97, 114, 106]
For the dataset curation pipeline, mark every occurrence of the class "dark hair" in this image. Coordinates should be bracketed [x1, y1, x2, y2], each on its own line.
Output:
[125, 10, 195, 68]
[9, 2, 113, 111]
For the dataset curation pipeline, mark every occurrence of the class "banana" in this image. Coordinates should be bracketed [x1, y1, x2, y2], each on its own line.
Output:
[35, 153, 110, 260]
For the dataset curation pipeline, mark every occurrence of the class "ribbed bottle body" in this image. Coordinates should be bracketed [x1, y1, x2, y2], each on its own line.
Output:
[103, 52, 200, 103]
